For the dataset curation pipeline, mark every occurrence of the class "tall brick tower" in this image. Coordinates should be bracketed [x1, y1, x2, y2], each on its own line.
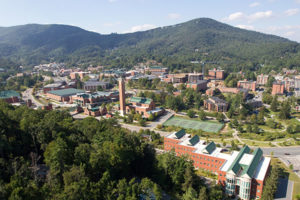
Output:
[119, 78, 126, 116]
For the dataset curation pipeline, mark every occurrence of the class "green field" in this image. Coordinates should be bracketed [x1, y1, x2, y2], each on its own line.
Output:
[163, 116, 224, 133]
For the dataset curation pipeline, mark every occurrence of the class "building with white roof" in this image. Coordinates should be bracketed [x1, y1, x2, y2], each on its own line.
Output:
[164, 130, 270, 200]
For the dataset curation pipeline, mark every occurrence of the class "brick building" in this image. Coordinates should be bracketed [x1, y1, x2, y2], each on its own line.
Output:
[0, 90, 20, 104]
[271, 82, 285, 95]
[186, 80, 207, 92]
[164, 130, 270, 200]
[84, 105, 107, 116]
[70, 91, 119, 106]
[46, 88, 84, 102]
[256, 74, 269, 85]
[188, 73, 204, 83]
[204, 96, 228, 112]
[83, 81, 111, 91]
[146, 66, 168, 76]
[218, 87, 249, 99]
[237, 80, 257, 91]
[126, 96, 164, 118]
[208, 68, 225, 80]
[70, 72, 89, 80]
[119, 78, 126, 116]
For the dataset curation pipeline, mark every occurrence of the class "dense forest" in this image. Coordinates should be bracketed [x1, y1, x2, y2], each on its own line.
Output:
[0, 18, 300, 72]
[0, 101, 227, 200]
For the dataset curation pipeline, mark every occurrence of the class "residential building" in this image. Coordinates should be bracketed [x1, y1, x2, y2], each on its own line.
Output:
[164, 130, 270, 200]
[83, 81, 111, 91]
[0, 90, 21, 103]
[186, 80, 207, 91]
[237, 80, 257, 91]
[46, 88, 84, 102]
[256, 74, 269, 85]
[271, 82, 285, 95]
[204, 96, 228, 112]
[126, 96, 164, 118]
[208, 68, 225, 80]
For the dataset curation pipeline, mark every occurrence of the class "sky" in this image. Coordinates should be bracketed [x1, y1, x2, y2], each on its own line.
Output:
[0, 0, 300, 42]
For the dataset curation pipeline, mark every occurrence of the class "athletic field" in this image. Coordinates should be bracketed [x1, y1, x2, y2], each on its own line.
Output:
[163, 116, 224, 133]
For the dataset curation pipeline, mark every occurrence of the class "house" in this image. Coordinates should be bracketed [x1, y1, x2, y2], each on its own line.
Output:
[0, 90, 21, 103]
[164, 130, 270, 200]
[126, 96, 164, 118]
[204, 96, 228, 112]
[46, 88, 84, 102]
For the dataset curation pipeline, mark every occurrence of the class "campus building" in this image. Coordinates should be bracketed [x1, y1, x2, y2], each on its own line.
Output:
[208, 68, 225, 80]
[146, 66, 168, 76]
[70, 91, 119, 106]
[164, 130, 270, 200]
[204, 96, 228, 112]
[186, 80, 207, 92]
[0, 90, 21, 103]
[46, 88, 84, 102]
[83, 81, 111, 91]
[256, 74, 269, 85]
[237, 80, 257, 92]
[126, 96, 164, 118]
[271, 82, 285, 95]
[188, 73, 204, 83]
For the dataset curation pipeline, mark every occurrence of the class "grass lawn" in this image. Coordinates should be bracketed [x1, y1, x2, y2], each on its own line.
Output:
[163, 116, 224, 133]
[271, 158, 300, 200]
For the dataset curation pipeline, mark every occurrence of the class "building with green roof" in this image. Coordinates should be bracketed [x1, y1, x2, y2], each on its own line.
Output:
[0, 90, 21, 103]
[127, 96, 164, 118]
[46, 88, 84, 102]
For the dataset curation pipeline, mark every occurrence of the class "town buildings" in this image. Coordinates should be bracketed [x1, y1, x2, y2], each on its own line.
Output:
[237, 80, 257, 92]
[146, 66, 168, 76]
[164, 130, 270, 200]
[256, 74, 269, 85]
[0, 90, 21, 103]
[188, 72, 204, 83]
[271, 82, 285, 95]
[204, 96, 228, 112]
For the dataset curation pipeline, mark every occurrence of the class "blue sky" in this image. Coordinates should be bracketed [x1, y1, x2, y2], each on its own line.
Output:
[0, 0, 300, 41]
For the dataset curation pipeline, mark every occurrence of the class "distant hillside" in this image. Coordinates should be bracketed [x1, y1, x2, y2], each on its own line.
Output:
[0, 18, 300, 71]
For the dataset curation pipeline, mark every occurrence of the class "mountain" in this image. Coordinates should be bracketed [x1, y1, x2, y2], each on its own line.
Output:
[0, 18, 300, 70]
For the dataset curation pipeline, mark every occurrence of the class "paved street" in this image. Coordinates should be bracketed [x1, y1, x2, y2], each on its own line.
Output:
[22, 88, 45, 107]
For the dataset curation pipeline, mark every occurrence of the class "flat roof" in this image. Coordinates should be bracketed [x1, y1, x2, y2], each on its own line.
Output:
[48, 88, 84, 97]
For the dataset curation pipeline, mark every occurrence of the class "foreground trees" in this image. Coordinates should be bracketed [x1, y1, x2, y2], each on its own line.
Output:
[0, 101, 225, 199]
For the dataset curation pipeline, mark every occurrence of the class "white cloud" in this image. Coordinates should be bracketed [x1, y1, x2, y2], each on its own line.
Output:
[248, 10, 273, 22]
[236, 24, 255, 30]
[249, 2, 260, 7]
[224, 11, 273, 23]
[284, 31, 296, 37]
[284, 8, 299, 16]
[123, 24, 157, 33]
[225, 12, 245, 21]
[168, 13, 181, 20]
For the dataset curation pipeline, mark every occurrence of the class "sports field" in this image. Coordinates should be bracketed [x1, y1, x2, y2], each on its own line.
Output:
[163, 116, 224, 133]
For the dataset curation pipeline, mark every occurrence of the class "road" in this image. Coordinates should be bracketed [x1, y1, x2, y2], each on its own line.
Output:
[22, 88, 45, 107]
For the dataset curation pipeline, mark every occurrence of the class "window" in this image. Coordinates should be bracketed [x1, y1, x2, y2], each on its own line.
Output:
[257, 190, 260, 193]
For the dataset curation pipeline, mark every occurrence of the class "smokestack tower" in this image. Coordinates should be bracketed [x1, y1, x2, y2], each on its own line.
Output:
[118, 78, 126, 116]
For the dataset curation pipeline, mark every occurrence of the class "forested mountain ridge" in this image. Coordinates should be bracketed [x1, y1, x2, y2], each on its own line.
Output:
[0, 18, 300, 71]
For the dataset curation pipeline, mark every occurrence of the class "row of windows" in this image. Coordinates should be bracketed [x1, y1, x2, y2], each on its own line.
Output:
[194, 161, 219, 168]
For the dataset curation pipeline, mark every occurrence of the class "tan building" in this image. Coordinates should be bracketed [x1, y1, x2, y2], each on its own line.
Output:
[256, 74, 269, 85]
[237, 80, 257, 91]
[204, 97, 228, 112]
[186, 80, 207, 91]
[208, 68, 225, 80]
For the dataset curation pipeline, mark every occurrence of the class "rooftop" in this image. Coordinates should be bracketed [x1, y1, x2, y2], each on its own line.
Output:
[0, 90, 20, 99]
[48, 88, 84, 97]
[130, 96, 152, 105]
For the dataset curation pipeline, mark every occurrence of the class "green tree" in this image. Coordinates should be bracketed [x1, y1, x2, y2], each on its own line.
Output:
[187, 110, 196, 118]
[198, 110, 206, 120]
[270, 95, 278, 112]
